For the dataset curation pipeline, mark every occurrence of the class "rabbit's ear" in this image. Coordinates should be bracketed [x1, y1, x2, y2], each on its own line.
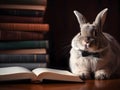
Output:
[94, 8, 108, 31]
[74, 10, 87, 28]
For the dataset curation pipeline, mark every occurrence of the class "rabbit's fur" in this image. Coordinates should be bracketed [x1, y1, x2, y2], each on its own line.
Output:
[69, 8, 120, 80]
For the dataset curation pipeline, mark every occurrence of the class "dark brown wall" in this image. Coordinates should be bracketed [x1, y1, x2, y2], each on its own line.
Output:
[45, 0, 120, 69]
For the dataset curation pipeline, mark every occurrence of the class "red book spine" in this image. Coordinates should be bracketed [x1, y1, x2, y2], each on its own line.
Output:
[0, 30, 47, 40]
[0, 23, 49, 32]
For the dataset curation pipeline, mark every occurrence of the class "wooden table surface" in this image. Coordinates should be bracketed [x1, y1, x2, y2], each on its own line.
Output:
[0, 79, 120, 90]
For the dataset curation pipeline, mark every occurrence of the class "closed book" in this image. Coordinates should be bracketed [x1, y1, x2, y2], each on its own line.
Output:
[0, 63, 47, 70]
[0, 15, 44, 23]
[0, 30, 46, 41]
[0, 0, 47, 5]
[0, 49, 47, 54]
[0, 4, 46, 11]
[0, 23, 49, 32]
[0, 9, 45, 17]
[0, 40, 49, 50]
[0, 54, 49, 63]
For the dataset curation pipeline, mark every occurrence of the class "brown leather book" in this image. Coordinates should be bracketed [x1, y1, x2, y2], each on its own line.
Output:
[0, 0, 47, 5]
[0, 4, 46, 11]
[0, 15, 44, 23]
[0, 30, 46, 40]
[0, 23, 49, 32]
[0, 48, 47, 54]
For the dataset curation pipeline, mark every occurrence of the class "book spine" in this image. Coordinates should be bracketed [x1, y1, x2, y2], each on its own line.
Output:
[0, 15, 44, 23]
[0, 30, 46, 40]
[0, 54, 49, 63]
[0, 0, 47, 5]
[0, 23, 49, 32]
[0, 9, 45, 17]
[0, 49, 47, 54]
[0, 40, 49, 50]
[0, 63, 47, 70]
[0, 5, 46, 11]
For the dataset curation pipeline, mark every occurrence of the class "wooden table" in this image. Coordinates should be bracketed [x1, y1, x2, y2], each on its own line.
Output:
[0, 79, 120, 90]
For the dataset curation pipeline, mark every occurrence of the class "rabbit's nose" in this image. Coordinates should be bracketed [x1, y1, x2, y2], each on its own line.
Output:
[82, 40, 89, 45]
[84, 37, 90, 43]
[82, 40, 90, 49]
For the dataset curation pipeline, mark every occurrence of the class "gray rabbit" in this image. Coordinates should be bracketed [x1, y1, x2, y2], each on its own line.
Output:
[69, 8, 120, 80]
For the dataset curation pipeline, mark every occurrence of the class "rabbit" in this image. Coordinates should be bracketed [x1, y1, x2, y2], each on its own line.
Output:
[69, 8, 120, 80]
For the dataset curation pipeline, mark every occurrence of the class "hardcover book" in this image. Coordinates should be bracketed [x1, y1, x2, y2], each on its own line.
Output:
[0, 49, 47, 54]
[0, 54, 49, 63]
[0, 15, 44, 23]
[0, 9, 45, 17]
[0, 23, 49, 32]
[0, 0, 47, 5]
[0, 4, 46, 11]
[0, 40, 49, 50]
[0, 30, 45, 40]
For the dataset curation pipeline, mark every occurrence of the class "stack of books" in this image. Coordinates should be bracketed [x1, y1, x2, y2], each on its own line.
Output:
[0, 0, 49, 70]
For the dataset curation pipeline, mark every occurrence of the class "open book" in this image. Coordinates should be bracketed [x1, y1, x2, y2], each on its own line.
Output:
[0, 66, 83, 83]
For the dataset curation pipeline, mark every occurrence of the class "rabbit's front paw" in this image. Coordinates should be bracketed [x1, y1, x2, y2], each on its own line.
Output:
[78, 71, 91, 80]
[95, 70, 110, 80]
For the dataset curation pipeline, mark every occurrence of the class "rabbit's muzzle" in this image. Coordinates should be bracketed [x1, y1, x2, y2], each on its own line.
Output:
[82, 37, 95, 49]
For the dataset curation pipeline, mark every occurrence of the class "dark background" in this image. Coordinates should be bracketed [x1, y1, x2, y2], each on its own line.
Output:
[44, 0, 120, 70]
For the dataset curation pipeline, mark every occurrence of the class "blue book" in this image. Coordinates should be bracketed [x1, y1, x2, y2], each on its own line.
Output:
[0, 54, 49, 63]
[0, 40, 49, 50]
[0, 9, 45, 17]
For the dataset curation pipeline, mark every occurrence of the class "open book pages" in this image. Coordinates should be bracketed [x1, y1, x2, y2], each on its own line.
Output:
[32, 68, 83, 82]
[0, 66, 83, 82]
[32, 68, 76, 76]
[0, 66, 31, 75]
[0, 67, 36, 81]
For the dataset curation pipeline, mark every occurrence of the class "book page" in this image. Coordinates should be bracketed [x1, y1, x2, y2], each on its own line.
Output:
[0, 66, 36, 81]
[32, 68, 83, 82]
